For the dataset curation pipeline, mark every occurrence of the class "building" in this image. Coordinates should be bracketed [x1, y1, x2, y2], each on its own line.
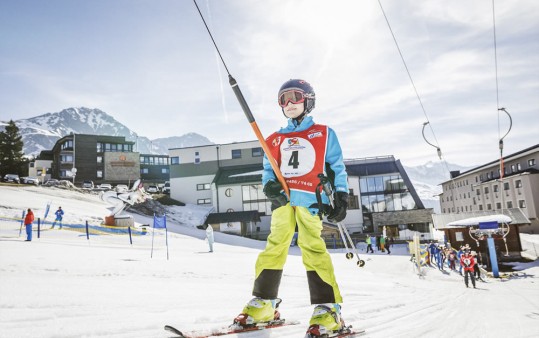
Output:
[139, 154, 170, 187]
[346, 156, 433, 238]
[28, 150, 53, 183]
[50, 134, 138, 186]
[169, 141, 431, 239]
[45, 134, 170, 187]
[439, 144, 539, 234]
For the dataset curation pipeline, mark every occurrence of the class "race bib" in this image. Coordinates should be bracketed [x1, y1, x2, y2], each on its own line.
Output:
[279, 137, 316, 177]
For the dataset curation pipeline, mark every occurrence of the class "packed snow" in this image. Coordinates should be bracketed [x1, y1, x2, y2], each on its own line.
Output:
[1, 185, 538, 338]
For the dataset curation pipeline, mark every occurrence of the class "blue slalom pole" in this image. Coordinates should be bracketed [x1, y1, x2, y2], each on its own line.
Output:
[86, 221, 89, 240]
[128, 226, 133, 245]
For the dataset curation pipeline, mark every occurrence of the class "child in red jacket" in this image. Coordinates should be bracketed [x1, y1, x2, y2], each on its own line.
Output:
[24, 208, 34, 241]
[460, 250, 476, 288]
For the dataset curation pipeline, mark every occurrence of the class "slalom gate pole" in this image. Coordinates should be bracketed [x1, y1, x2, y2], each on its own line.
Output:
[192, 0, 290, 198]
[128, 226, 133, 245]
[85, 221, 89, 240]
[38, 218, 41, 239]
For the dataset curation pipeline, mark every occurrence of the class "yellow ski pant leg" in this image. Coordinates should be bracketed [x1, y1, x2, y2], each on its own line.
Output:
[252, 204, 296, 299]
[296, 207, 342, 304]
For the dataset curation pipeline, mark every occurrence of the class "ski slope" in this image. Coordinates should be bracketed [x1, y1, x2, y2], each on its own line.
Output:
[0, 185, 538, 338]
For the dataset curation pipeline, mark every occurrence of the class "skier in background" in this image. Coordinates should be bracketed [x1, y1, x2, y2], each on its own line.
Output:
[365, 235, 374, 253]
[234, 79, 349, 337]
[24, 208, 34, 241]
[460, 249, 476, 288]
[50, 206, 64, 229]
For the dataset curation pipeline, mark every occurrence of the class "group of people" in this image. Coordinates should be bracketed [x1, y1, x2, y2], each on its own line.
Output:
[365, 235, 394, 254]
[22, 206, 65, 242]
[427, 242, 484, 288]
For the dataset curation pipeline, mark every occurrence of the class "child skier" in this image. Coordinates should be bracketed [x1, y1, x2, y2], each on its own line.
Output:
[50, 206, 64, 229]
[234, 79, 349, 337]
[460, 249, 476, 288]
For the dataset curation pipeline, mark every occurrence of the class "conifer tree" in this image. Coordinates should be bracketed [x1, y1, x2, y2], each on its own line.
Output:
[0, 120, 25, 176]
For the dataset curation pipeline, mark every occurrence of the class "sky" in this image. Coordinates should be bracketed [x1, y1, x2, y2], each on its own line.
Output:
[1, 0, 538, 167]
[1, 184, 539, 337]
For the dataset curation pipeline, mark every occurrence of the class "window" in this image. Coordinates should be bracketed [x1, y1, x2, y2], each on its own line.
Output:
[197, 198, 211, 205]
[519, 200, 526, 208]
[194, 151, 200, 164]
[197, 183, 211, 190]
[61, 140, 73, 150]
[476, 189, 480, 196]
[171, 157, 180, 165]
[496, 202, 502, 209]
[232, 149, 242, 159]
[511, 164, 515, 173]
[141, 168, 148, 174]
[484, 187, 489, 194]
[97, 156, 103, 164]
[504, 182, 510, 190]
[479, 205, 483, 211]
[161, 168, 169, 174]
[252, 147, 263, 157]
[97, 170, 103, 178]
[60, 155, 73, 162]
[507, 201, 513, 208]
[487, 204, 492, 210]
[97, 143, 103, 152]
[517, 163, 521, 171]
[528, 159, 536, 167]
[493, 185, 498, 192]
[515, 180, 522, 188]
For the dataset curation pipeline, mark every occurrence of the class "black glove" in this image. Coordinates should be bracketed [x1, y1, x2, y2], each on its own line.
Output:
[327, 192, 348, 223]
[263, 181, 288, 209]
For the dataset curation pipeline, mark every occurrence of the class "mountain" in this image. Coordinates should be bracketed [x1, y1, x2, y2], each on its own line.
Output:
[1, 107, 213, 156]
[403, 161, 474, 213]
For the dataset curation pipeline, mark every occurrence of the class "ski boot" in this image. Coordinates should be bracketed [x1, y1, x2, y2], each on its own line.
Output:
[233, 297, 282, 328]
[306, 304, 348, 338]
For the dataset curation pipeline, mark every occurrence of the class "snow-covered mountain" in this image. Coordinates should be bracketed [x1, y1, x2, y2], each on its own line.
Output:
[403, 161, 474, 213]
[1, 107, 213, 156]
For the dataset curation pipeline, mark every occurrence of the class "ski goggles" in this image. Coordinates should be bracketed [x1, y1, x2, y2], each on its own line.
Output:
[278, 90, 306, 107]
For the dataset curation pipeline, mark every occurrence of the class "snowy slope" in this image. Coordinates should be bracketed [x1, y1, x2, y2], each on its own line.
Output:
[0, 186, 538, 338]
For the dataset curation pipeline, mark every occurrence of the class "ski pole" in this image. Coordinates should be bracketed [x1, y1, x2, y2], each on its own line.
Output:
[192, 0, 290, 198]
[318, 174, 365, 267]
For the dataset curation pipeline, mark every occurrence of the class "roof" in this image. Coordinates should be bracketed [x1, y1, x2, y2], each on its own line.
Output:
[213, 164, 263, 186]
[432, 208, 530, 229]
[205, 211, 261, 224]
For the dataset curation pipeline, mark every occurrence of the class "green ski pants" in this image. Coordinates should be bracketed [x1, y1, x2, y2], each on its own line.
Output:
[252, 204, 342, 304]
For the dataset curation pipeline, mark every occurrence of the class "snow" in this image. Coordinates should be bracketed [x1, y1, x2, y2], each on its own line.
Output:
[1, 186, 538, 338]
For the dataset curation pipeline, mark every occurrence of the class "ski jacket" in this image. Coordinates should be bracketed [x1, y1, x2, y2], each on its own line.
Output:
[263, 116, 348, 213]
[460, 254, 476, 272]
[55, 209, 64, 220]
[24, 211, 34, 225]
[366, 237, 371, 245]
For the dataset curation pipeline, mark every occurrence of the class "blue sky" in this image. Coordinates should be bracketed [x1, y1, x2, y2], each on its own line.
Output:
[1, 0, 538, 166]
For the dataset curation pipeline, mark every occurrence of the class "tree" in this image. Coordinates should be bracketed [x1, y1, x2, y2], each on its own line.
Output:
[0, 120, 25, 176]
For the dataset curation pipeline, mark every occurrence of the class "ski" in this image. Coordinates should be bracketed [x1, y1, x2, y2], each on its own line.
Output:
[305, 324, 366, 338]
[164, 319, 300, 338]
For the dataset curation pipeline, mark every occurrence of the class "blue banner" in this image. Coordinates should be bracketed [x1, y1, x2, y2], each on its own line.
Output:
[153, 215, 167, 229]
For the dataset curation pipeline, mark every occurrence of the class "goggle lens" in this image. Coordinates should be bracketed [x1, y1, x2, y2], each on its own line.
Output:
[278, 90, 305, 107]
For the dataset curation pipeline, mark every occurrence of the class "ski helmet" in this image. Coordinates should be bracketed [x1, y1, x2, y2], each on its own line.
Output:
[278, 79, 316, 115]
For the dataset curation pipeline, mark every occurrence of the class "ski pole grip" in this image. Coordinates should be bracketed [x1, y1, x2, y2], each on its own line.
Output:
[317, 174, 333, 197]
[229, 75, 255, 123]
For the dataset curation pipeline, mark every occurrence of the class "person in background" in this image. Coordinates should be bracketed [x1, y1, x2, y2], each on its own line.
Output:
[206, 224, 214, 253]
[460, 249, 476, 288]
[380, 235, 386, 252]
[365, 235, 374, 253]
[24, 208, 34, 241]
[457, 246, 464, 275]
[385, 236, 391, 255]
[471, 251, 484, 282]
[50, 206, 64, 229]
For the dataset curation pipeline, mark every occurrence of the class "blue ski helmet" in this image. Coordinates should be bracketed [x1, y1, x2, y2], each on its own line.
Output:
[278, 79, 316, 114]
